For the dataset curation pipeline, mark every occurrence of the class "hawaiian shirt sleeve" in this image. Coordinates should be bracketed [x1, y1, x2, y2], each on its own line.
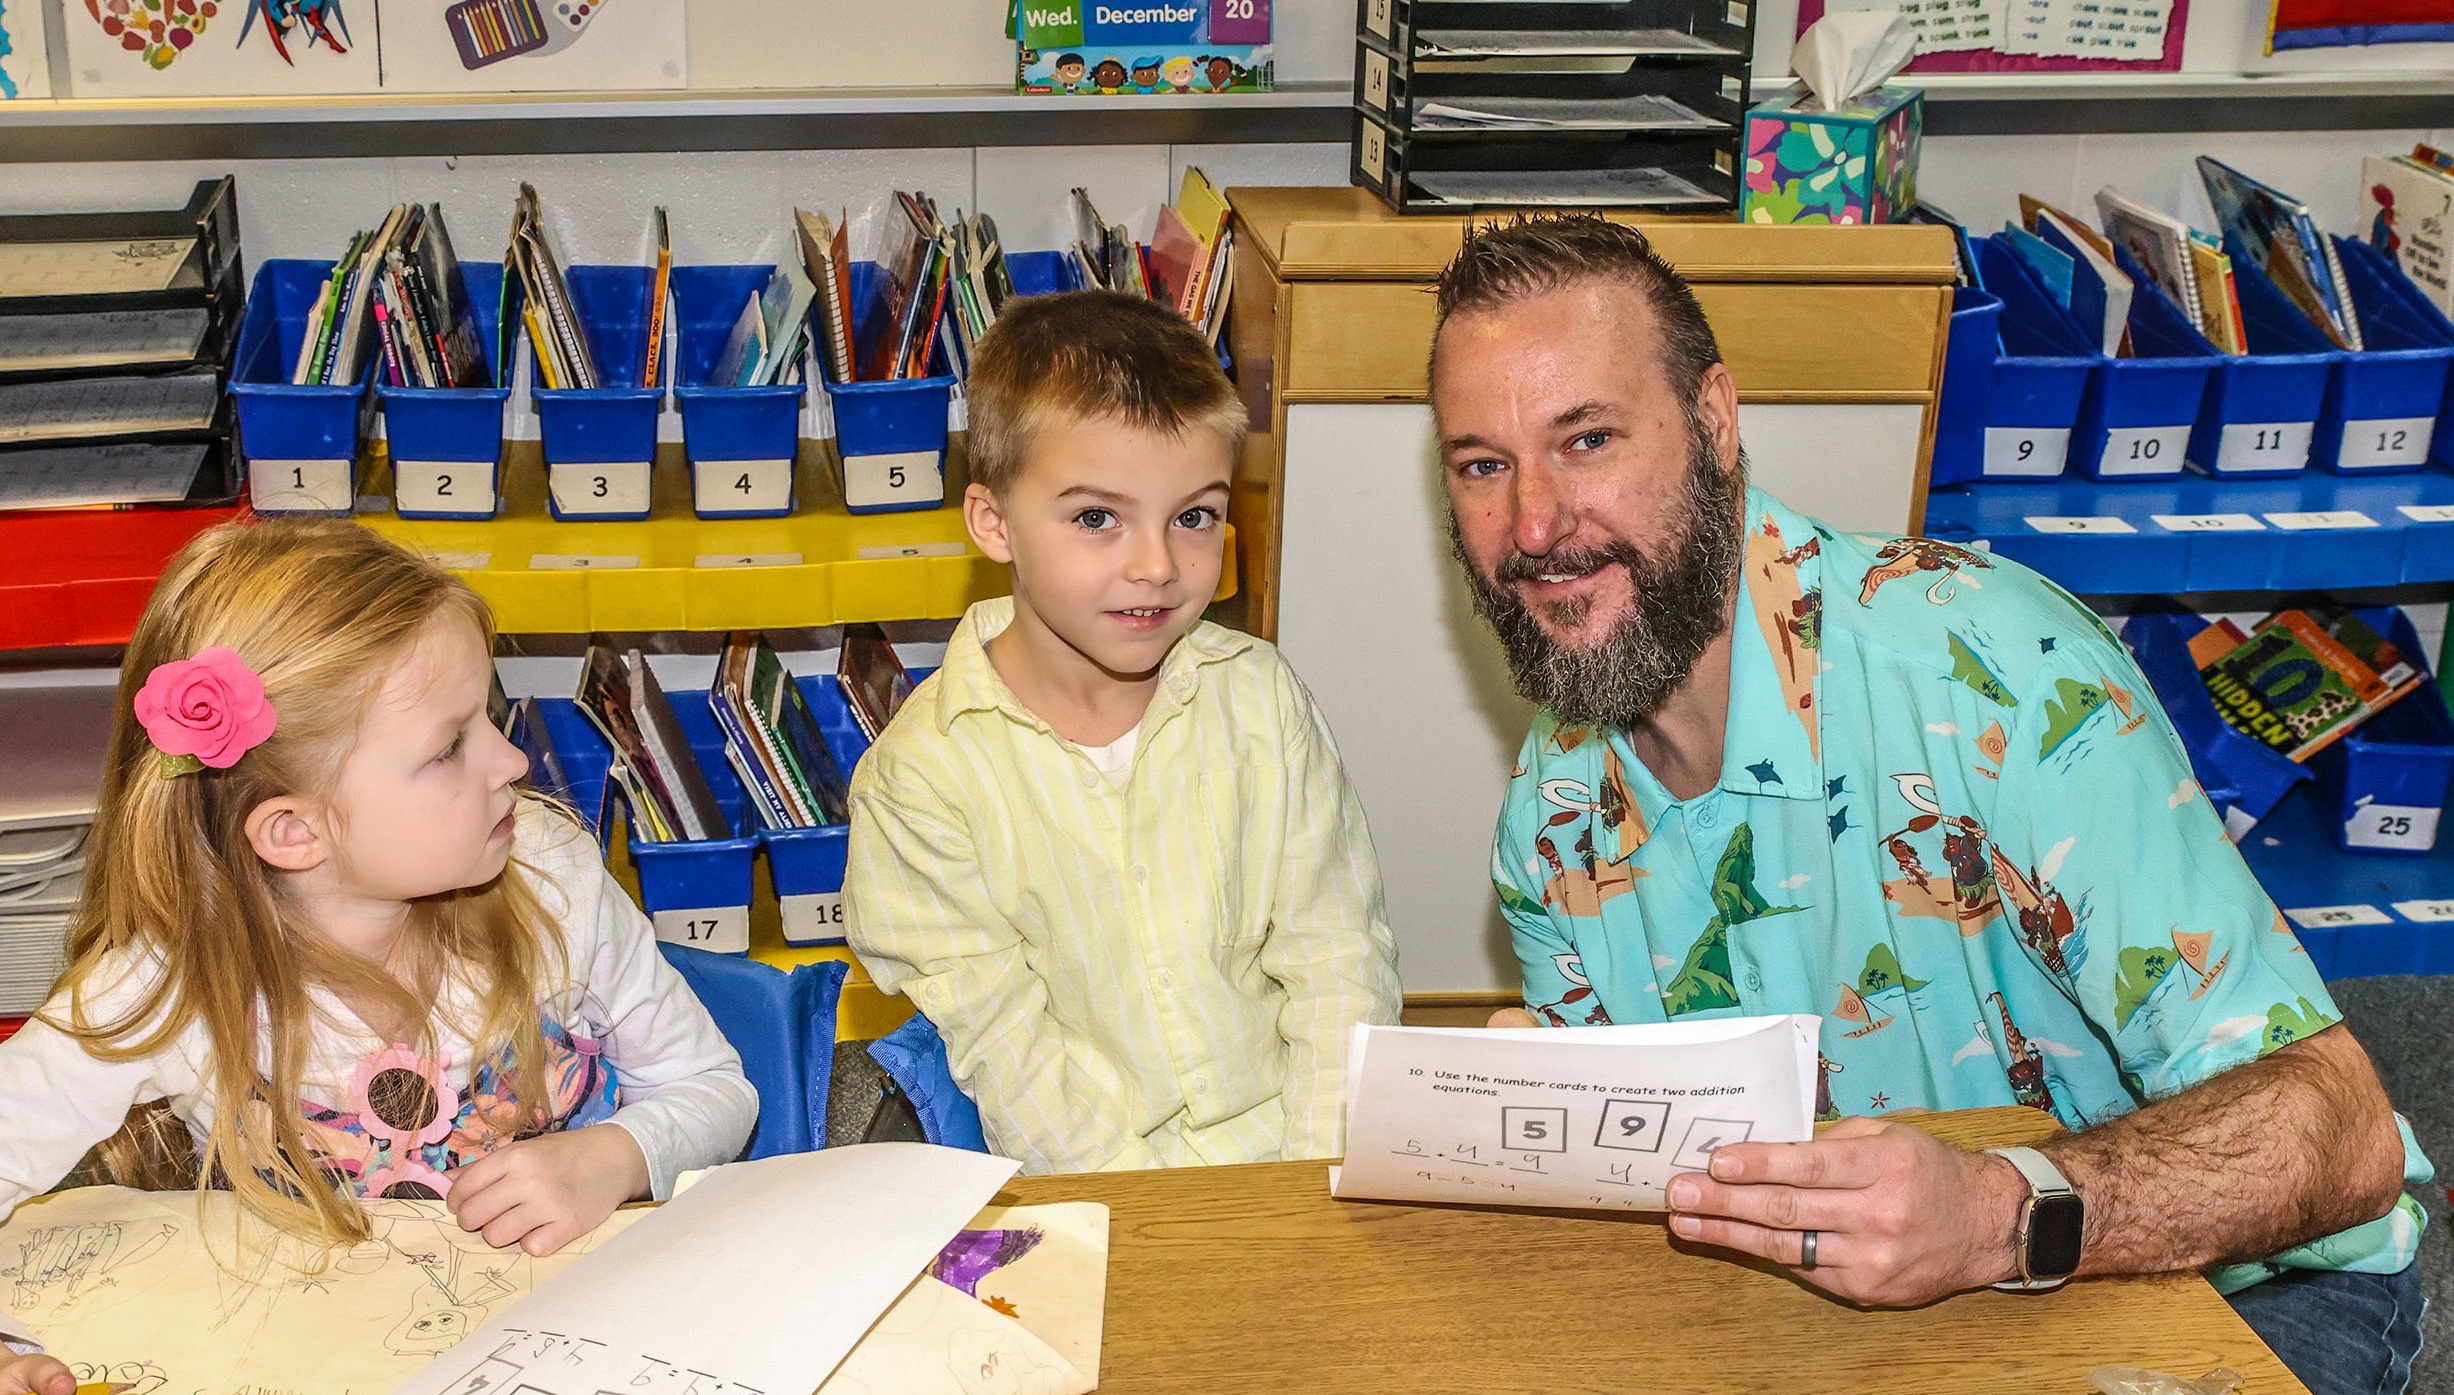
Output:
[1989, 632, 2341, 1101]
[1493, 723, 1590, 1024]
[1989, 627, 2429, 1287]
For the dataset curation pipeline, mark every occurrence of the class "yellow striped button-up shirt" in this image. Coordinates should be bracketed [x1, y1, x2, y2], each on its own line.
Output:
[844, 597, 1402, 1175]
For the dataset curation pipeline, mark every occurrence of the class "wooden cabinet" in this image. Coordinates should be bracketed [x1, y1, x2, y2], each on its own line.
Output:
[1218, 187, 1959, 996]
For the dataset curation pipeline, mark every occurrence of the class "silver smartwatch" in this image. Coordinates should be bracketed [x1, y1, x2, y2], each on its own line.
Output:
[1988, 1146, 2084, 1291]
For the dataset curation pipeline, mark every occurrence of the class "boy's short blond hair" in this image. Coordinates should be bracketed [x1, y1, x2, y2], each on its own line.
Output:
[964, 289, 1246, 496]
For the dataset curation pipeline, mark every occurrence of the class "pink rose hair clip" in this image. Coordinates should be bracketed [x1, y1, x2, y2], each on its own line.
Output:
[133, 646, 278, 778]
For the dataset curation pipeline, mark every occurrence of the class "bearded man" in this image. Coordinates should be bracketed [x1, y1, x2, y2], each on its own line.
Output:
[1431, 215, 2428, 1395]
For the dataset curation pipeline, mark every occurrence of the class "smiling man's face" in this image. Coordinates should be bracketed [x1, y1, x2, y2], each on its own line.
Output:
[1432, 277, 1746, 731]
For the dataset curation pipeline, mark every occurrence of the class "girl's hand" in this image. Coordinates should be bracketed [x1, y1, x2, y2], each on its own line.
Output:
[0, 1353, 75, 1395]
[445, 1124, 649, 1257]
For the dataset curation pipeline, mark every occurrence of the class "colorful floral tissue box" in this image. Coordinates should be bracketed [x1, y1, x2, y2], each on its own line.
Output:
[1741, 86, 1923, 226]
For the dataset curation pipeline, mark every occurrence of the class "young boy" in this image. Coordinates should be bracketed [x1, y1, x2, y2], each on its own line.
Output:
[843, 291, 1402, 1175]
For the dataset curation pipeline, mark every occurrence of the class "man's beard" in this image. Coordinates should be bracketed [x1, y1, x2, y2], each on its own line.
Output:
[1451, 414, 1745, 734]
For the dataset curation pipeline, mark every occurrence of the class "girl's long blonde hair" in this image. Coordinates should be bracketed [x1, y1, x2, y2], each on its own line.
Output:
[51, 516, 567, 1246]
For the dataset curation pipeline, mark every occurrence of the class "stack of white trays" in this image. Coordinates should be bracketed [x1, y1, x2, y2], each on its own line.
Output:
[0, 682, 113, 1017]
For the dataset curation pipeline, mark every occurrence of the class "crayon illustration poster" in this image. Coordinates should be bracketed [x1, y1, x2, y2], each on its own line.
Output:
[377, 0, 685, 93]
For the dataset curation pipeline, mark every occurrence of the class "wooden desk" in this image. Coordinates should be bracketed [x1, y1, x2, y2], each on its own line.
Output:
[995, 1107, 2306, 1395]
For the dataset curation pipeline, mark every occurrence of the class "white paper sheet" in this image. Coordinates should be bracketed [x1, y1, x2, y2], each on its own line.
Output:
[394, 1144, 1021, 1395]
[0, 442, 211, 509]
[1331, 1016, 1821, 1212]
[0, 240, 197, 299]
[0, 375, 219, 446]
[0, 308, 212, 374]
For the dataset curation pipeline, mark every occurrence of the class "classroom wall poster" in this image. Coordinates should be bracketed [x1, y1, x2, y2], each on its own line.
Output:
[63, 0, 681, 93]
[66, 0, 382, 95]
[2268, 0, 2454, 51]
[1797, 0, 2187, 71]
[0, 0, 52, 96]
[375, 0, 686, 94]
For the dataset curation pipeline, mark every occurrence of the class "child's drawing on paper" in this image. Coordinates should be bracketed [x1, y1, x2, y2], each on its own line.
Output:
[5, 1218, 179, 1319]
[0, 1186, 635, 1394]
[69, 1362, 169, 1394]
[928, 1227, 1044, 1318]
[237, 0, 353, 65]
[0, 0, 56, 97]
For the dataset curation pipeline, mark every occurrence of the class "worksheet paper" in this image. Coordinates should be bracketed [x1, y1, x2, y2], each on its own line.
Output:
[1825, 0, 2010, 52]
[1331, 1016, 1821, 1212]
[396, 1144, 1020, 1395]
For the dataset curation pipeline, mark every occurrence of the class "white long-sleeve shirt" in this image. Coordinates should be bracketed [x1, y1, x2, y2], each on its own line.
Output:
[0, 806, 757, 1220]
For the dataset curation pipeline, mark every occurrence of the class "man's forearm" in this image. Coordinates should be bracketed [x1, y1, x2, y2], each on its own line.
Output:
[2040, 1024, 2405, 1275]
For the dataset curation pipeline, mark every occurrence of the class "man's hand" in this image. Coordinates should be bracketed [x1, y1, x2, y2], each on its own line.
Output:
[0, 1354, 75, 1395]
[1487, 1008, 1540, 1029]
[1664, 1116, 2028, 1306]
[446, 1124, 650, 1257]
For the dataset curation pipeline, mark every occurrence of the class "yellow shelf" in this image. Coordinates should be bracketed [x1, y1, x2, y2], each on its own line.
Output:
[359, 442, 1238, 634]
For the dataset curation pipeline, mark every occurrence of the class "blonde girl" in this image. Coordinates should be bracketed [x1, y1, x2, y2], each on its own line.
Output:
[0, 518, 755, 1394]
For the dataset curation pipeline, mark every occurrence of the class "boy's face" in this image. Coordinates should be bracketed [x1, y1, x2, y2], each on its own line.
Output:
[965, 414, 1232, 685]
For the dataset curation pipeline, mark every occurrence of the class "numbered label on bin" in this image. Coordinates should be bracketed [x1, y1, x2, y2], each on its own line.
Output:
[2096, 425, 2188, 477]
[2344, 803, 2439, 852]
[843, 450, 943, 511]
[2284, 904, 2393, 929]
[395, 460, 496, 516]
[652, 905, 750, 956]
[1362, 48, 1391, 111]
[1983, 427, 2068, 478]
[2393, 900, 2454, 924]
[549, 460, 652, 517]
[2399, 504, 2454, 524]
[2217, 422, 2313, 474]
[1365, 0, 1393, 37]
[780, 891, 848, 946]
[2151, 513, 2263, 533]
[251, 458, 355, 514]
[2338, 417, 2433, 470]
[1359, 121, 1388, 184]
[695, 458, 792, 515]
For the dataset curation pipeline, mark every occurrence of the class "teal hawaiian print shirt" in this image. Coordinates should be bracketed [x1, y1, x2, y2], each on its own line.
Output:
[1491, 487, 2429, 1292]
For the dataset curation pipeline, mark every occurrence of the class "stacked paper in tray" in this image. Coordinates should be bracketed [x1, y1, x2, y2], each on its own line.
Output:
[0, 682, 113, 1015]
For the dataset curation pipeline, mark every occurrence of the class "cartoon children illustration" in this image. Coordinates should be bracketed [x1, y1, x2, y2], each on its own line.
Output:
[1202, 54, 1239, 91]
[1092, 57, 1127, 92]
[1128, 55, 1164, 91]
[1164, 55, 1195, 92]
[2371, 184, 2403, 264]
[1052, 52, 1088, 93]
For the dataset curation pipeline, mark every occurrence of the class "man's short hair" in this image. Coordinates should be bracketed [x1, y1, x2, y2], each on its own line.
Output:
[1432, 215, 1725, 407]
[965, 289, 1247, 496]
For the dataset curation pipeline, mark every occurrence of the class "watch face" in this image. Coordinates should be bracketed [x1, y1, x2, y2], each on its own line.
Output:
[2029, 1193, 2086, 1279]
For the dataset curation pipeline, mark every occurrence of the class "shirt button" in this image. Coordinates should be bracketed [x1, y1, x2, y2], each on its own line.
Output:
[1191, 1077, 1207, 1094]
[1695, 798, 1720, 829]
[1081, 772, 1098, 789]
[1133, 865, 1148, 882]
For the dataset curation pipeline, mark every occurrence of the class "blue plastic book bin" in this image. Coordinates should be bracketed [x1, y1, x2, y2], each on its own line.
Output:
[378, 275, 511, 521]
[816, 261, 959, 515]
[231, 259, 379, 515]
[2124, 612, 2311, 832]
[1926, 286, 2003, 489]
[2227, 235, 2449, 475]
[1968, 236, 2098, 482]
[534, 265, 663, 521]
[672, 265, 807, 521]
[2067, 268, 2213, 482]
[2309, 607, 2454, 855]
[2333, 236, 2454, 473]
[533, 665, 923, 953]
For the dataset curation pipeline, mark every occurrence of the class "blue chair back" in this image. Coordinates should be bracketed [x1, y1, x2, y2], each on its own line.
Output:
[658, 943, 847, 1159]
[866, 1011, 988, 1152]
